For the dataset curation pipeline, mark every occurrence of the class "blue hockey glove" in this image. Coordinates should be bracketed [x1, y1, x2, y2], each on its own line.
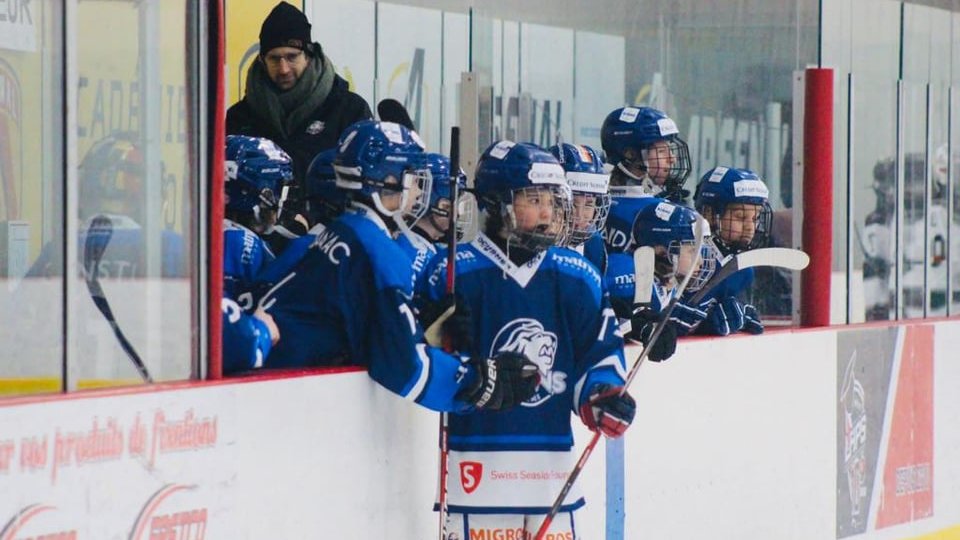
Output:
[579, 383, 636, 438]
[670, 298, 716, 335]
[707, 297, 746, 336]
[742, 304, 764, 334]
[456, 351, 541, 411]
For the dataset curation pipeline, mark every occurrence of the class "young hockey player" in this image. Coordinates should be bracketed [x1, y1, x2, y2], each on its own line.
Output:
[395, 152, 468, 291]
[259, 120, 540, 414]
[600, 106, 693, 255]
[221, 135, 290, 372]
[603, 199, 714, 359]
[673, 166, 772, 336]
[421, 140, 634, 539]
[549, 142, 611, 274]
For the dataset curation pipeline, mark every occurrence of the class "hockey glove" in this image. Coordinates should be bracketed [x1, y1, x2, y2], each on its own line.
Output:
[456, 351, 541, 411]
[579, 383, 636, 438]
[608, 295, 634, 320]
[638, 318, 678, 362]
[706, 296, 746, 336]
[741, 304, 764, 335]
[669, 298, 716, 336]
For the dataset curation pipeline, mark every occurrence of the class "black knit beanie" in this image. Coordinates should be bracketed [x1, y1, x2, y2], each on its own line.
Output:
[259, 2, 312, 54]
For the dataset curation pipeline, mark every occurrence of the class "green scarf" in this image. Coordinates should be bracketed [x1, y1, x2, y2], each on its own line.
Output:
[244, 45, 336, 139]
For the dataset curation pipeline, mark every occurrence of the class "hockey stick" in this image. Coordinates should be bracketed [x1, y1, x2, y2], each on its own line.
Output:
[437, 126, 460, 540]
[83, 214, 153, 383]
[686, 247, 810, 305]
[533, 220, 705, 540]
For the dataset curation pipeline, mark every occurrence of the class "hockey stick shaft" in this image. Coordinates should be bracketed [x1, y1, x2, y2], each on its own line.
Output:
[534, 218, 707, 540]
[438, 126, 461, 540]
[83, 215, 153, 383]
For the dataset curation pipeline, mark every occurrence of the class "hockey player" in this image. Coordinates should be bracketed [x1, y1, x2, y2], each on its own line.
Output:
[420, 140, 634, 539]
[600, 106, 693, 256]
[259, 120, 540, 414]
[395, 152, 467, 291]
[670, 166, 772, 335]
[222, 135, 291, 372]
[549, 142, 611, 274]
[604, 199, 714, 357]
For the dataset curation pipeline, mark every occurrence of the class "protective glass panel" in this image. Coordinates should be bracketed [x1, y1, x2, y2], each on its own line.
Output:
[849, 76, 898, 323]
[72, 0, 195, 387]
[898, 82, 928, 320]
[0, 2, 64, 396]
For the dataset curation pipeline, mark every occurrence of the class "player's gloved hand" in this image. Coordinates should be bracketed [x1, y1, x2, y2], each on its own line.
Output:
[579, 383, 636, 438]
[457, 351, 541, 411]
[741, 304, 764, 334]
[707, 296, 746, 336]
[638, 318, 677, 362]
[669, 297, 716, 336]
[625, 304, 677, 362]
[608, 295, 633, 320]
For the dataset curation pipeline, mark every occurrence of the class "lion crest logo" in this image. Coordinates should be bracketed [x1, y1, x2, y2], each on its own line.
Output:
[490, 318, 565, 407]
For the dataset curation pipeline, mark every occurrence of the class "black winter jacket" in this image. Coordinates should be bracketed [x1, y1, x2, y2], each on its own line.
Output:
[226, 74, 372, 189]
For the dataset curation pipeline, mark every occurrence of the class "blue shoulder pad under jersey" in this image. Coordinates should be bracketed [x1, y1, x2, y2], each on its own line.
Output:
[395, 230, 437, 294]
[223, 220, 275, 304]
[422, 235, 626, 454]
[259, 209, 472, 412]
[604, 195, 659, 254]
[221, 297, 272, 374]
[581, 232, 608, 276]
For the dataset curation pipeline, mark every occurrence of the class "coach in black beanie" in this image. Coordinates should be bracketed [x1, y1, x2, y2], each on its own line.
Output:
[227, 1, 372, 241]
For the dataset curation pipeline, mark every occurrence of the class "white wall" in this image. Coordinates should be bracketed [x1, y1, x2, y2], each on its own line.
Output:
[0, 319, 958, 539]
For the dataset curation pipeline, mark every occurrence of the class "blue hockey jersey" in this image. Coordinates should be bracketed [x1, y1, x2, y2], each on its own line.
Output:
[223, 219, 274, 305]
[395, 228, 437, 294]
[422, 233, 627, 513]
[221, 297, 273, 374]
[604, 189, 657, 254]
[259, 204, 472, 412]
[604, 251, 675, 318]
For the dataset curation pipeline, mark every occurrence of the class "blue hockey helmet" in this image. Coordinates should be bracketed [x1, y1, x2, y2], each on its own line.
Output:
[474, 140, 572, 252]
[225, 135, 294, 222]
[305, 148, 347, 226]
[694, 166, 772, 254]
[631, 200, 715, 290]
[549, 142, 611, 246]
[420, 152, 475, 238]
[333, 120, 430, 219]
[600, 106, 691, 196]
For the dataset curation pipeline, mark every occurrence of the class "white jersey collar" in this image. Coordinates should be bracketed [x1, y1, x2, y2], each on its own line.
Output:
[472, 233, 547, 288]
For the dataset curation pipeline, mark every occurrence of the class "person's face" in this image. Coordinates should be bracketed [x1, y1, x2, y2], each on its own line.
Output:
[431, 198, 453, 233]
[719, 203, 761, 247]
[262, 46, 308, 91]
[642, 140, 676, 185]
[379, 176, 403, 212]
[571, 193, 597, 233]
[512, 188, 559, 235]
[675, 243, 703, 280]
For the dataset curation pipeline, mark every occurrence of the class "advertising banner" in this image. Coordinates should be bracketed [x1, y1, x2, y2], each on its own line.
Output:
[0, 388, 238, 538]
[836, 324, 934, 538]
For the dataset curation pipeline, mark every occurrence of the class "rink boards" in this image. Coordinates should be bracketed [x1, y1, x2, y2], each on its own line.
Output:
[0, 319, 958, 539]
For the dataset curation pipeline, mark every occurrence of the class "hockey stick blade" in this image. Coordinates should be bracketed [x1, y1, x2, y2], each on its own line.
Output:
[618, 247, 656, 336]
[377, 98, 416, 131]
[687, 247, 809, 305]
[83, 215, 153, 383]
